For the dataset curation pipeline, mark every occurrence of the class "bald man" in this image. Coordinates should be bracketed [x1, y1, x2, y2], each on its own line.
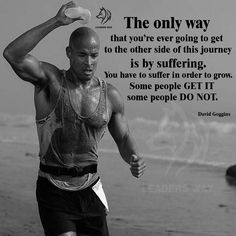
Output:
[3, 2, 146, 236]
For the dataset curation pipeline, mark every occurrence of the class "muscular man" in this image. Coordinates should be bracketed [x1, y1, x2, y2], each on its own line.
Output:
[3, 2, 146, 236]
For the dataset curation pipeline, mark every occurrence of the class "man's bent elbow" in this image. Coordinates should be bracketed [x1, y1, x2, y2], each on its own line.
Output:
[3, 47, 14, 63]
[3, 48, 10, 60]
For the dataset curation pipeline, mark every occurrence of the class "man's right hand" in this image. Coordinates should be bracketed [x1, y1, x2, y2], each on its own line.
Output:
[55, 1, 83, 26]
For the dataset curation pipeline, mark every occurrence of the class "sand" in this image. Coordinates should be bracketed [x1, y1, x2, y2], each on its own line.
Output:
[0, 142, 235, 236]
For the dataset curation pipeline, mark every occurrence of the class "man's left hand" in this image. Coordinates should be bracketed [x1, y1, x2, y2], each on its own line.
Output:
[129, 154, 146, 178]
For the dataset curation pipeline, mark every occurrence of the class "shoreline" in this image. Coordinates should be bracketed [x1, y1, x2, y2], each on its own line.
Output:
[0, 142, 235, 235]
[0, 141, 231, 170]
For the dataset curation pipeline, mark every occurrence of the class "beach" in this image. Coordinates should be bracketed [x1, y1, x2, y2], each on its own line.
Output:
[1, 0, 236, 234]
[0, 141, 235, 236]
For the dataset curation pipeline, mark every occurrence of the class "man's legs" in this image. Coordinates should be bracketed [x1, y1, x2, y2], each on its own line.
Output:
[76, 215, 109, 236]
[36, 176, 109, 236]
[38, 208, 109, 236]
[37, 204, 78, 236]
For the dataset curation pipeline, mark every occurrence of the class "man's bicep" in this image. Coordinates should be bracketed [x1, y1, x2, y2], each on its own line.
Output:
[108, 112, 130, 144]
[8, 54, 52, 86]
[107, 83, 130, 143]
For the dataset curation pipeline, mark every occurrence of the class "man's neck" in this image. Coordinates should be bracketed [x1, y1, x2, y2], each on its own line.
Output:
[66, 69, 94, 89]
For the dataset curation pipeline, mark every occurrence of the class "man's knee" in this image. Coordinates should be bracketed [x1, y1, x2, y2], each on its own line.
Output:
[58, 231, 77, 236]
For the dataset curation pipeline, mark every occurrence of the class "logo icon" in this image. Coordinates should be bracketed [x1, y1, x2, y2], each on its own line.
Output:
[96, 7, 111, 25]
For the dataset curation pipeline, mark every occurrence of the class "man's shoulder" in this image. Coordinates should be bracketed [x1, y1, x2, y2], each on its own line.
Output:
[35, 63, 64, 92]
[106, 82, 122, 100]
[106, 82, 124, 113]
[42, 62, 62, 80]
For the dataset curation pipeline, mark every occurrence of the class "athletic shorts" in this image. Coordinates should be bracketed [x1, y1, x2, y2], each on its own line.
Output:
[36, 176, 109, 236]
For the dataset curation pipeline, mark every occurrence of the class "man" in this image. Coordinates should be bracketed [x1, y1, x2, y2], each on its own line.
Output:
[3, 1, 146, 236]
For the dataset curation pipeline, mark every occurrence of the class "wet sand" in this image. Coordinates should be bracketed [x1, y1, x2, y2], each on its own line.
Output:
[0, 142, 235, 236]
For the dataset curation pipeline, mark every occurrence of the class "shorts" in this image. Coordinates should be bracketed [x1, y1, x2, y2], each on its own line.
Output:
[36, 176, 109, 236]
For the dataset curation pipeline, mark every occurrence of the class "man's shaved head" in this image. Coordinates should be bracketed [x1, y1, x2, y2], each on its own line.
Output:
[66, 27, 100, 81]
[69, 27, 100, 49]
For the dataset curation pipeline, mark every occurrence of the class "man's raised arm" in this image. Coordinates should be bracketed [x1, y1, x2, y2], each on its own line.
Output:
[3, 1, 80, 86]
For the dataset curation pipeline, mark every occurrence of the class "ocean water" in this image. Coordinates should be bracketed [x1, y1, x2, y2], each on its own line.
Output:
[0, 112, 236, 168]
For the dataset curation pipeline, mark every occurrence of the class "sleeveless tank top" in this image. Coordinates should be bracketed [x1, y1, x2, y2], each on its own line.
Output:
[36, 71, 109, 190]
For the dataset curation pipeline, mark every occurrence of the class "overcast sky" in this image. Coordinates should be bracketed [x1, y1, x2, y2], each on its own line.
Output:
[1, 0, 236, 122]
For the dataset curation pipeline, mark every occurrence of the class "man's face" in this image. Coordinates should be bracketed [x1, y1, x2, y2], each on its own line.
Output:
[67, 36, 100, 81]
